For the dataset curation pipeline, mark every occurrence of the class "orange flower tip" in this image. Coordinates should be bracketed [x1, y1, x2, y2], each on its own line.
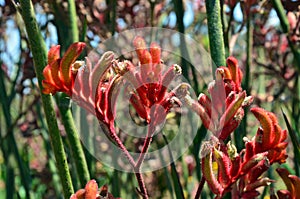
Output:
[226, 56, 239, 69]
[250, 107, 274, 133]
[150, 42, 161, 63]
[48, 45, 61, 64]
[133, 36, 147, 49]
[85, 179, 98, 190]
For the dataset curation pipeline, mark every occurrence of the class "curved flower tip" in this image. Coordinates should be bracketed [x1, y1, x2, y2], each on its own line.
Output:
[42, 42, 86, 96]
[276, 168, 300, 198]
[226, 56, 243, 91]
[251, 107, 287, 163]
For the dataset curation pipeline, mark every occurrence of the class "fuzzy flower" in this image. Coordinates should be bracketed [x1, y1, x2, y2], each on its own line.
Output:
[273, 168, 300, 199]
[198, 63, 287, 198]
[184, 56, 253, 141]
[42, 42, 86, 96]
[94, 36, 189, 131]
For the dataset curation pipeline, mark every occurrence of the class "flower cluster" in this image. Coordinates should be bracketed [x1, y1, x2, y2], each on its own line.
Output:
[192, 58, 288, 198]
[185, 56, 252, 141]
[43, 40, 289, 199]
[200, 108, 287, 198]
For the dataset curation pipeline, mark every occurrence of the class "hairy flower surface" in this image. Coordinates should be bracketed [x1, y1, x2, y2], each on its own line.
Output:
[197, 60, 288, 198]
[273, 168, 300, 199]
[42, 42, 86, 96]
[185, 56, 252, 141]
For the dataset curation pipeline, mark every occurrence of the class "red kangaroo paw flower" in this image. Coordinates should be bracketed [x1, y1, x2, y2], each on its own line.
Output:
[240, 191, 260, 199]
[277, 190, 292, 199]
[60, 42, 86, 87]
[210, 69, 226, 115]
[150, 42, 161, 64]
[244, 140, 255, 163]
[72, 189, 85, 199]
[230, 155, 241, 179]
[240, 152, 268, 175]
[201, 143, 224, 195]
[106, 75, 123, 122]
[184, 96, 215, 132]
[130, 93, 150, 122]
[158, 64, 182, 101]
[198, 93, 212, 117]
[251, 107, 274, 150]
[213, 148, 231, 186]
[219, 91, 246, 131]
[42, 42, 86, 95]
[244, 177, 274, 192]
[218, 108, 244, 140]
[248, 158, 270, 183]
[226, 56, 243, 91]
[48, 45, 60, 64]
[288, 175, 300, 197]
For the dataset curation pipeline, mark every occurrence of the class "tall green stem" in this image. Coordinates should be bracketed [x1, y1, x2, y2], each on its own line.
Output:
[67, 0, 79, 42]
[18, 0, 74, 197]
[244, 17, 252, 95]
[58, 94, 90, 186]
[52, 0, 91, 187]
[205, 0, 226, 73]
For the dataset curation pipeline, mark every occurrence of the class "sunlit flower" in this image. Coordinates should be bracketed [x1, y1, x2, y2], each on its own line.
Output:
[197, 61, 287, 198]
[42, 42, 86, 95]
[184, 56, 252, 141]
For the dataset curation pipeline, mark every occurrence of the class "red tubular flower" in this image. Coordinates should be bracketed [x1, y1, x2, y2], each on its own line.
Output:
[42, 42, 86, 96]
[250, 107, 288, 164]
[185, 56, 252, 141]
[198, 58, 288, 198]
[275, 168, 300, 199]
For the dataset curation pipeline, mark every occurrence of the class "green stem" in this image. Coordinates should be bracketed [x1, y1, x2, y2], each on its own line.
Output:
[67, 0, 79, 42]
[205, 0, 226, 72]
[18, 0, 74, 197]
[271, 0, 289, 34]
[244, 17, 252, 95]
[58, 95, 90, 186]
[53, 0, 91, 187]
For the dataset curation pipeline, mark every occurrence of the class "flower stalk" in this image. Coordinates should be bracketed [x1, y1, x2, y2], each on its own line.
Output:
[205, 0, 226, 71]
